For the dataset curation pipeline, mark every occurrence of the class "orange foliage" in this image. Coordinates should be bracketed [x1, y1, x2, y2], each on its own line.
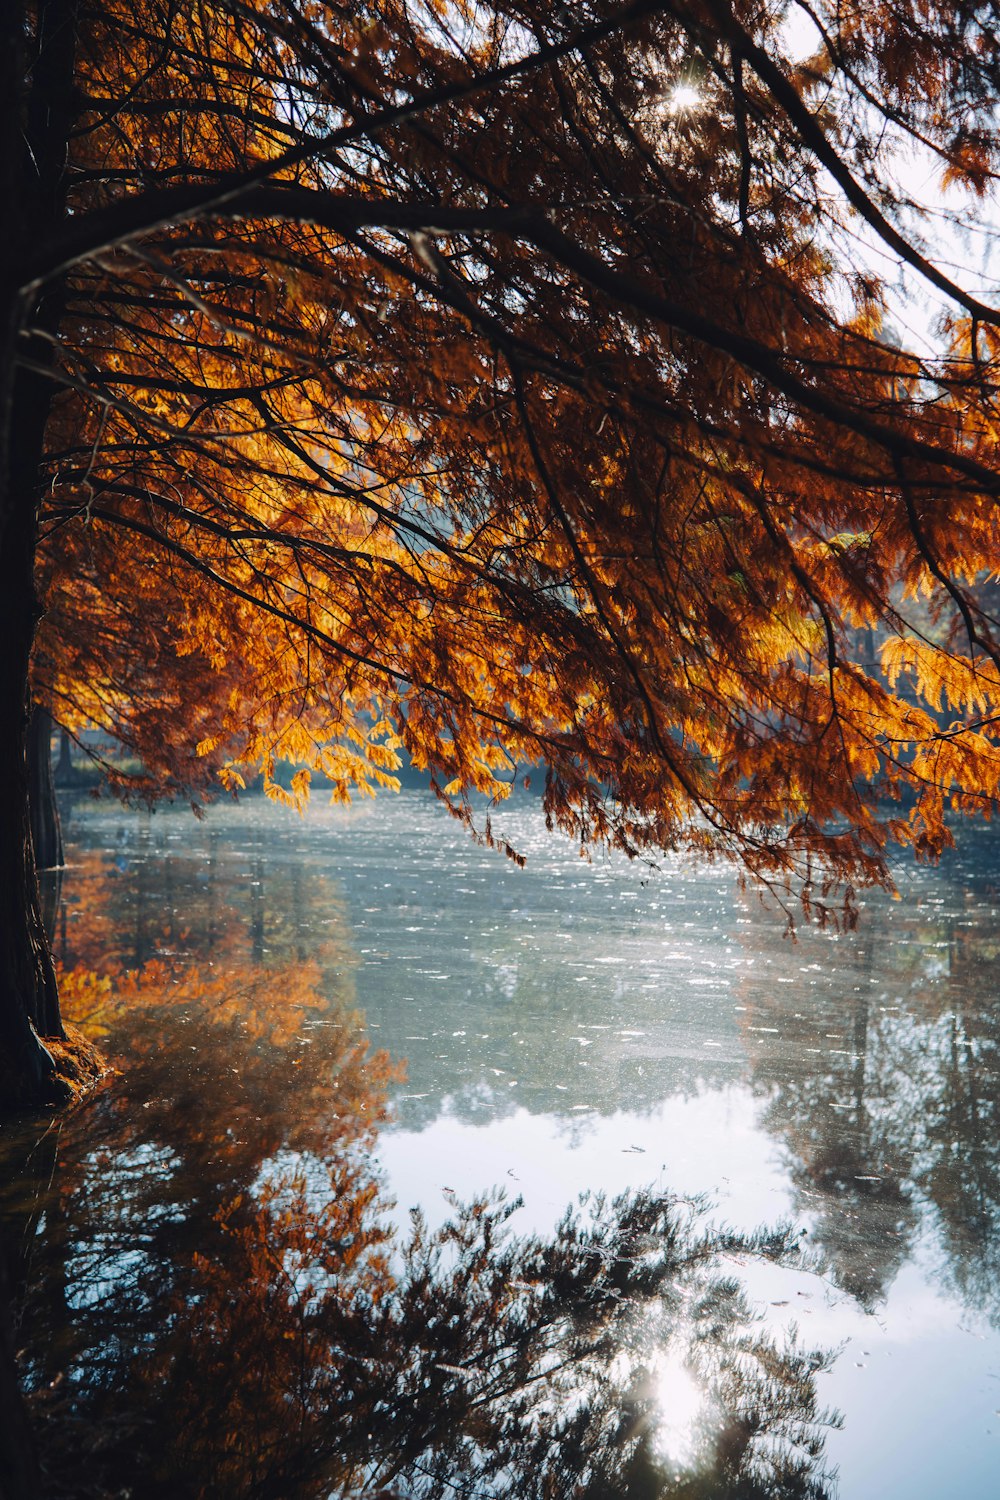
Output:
[14, 0, 1000, 923]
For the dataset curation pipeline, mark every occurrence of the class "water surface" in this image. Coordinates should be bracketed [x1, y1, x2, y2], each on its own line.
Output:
[4, 790, 1000, 1496]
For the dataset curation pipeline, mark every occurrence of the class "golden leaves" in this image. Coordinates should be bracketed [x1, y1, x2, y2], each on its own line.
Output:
[882, 635, 1000, 718]
[28, 0, 1000, 924]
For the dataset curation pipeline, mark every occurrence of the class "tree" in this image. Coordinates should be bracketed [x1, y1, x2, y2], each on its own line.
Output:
[7, 0, 1000, 1106]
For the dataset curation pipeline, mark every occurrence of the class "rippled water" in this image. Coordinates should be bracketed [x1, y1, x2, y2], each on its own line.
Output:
[4, 788, 1000, 1496]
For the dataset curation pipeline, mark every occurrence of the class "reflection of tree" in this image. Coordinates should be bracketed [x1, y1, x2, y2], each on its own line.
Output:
[739, 846, 1000, 1320]
[48, 804, 357, 990]
[23, 1129, 840, 1498]
[2, 950, 398, 1489]
[748, 980, 919, 1310]
[53, 798, 745, 1132]
[114, 1191, 839, 1500]
[904, 997, 1000, 1324]
[0, 1247, 38, 1500]
[1, 812, 845, 1498]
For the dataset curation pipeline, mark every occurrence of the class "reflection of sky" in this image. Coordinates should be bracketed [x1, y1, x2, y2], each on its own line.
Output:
[56, 792, 1000, 1497]
[377, 1089, 790, 1237]
[377, 1090, 1000, 1496]
[66, 1142, 184, 1310]
[377, 1089, 1000, 1498]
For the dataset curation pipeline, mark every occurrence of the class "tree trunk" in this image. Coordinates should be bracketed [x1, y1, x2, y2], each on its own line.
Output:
[54, 726, 75, 786]
[0, 471, 68, 1107]
[0, 0, 82, 1109]
[28, 707, 64, 872]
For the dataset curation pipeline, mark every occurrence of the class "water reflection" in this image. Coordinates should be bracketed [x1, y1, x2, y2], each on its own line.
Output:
[0, 815, 844, 1498]
[7, 793, 1000, 1495]
[1, 960, 838, 1499]
[738, 838, 1000, 1320]
[30, 798, 1000, 1328]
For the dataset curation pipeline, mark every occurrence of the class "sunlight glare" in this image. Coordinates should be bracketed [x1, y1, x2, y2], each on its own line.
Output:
[667, 84, 701, 113]
[651, 1349, 707, 1466]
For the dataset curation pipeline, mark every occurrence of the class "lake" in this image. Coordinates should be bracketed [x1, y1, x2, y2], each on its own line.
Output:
[2, 788, 999, 1496]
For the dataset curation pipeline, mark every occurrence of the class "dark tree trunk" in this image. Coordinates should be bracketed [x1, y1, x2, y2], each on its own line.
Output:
[54, 725, 75, 786]
[0, 0, 80, 1108]
[28, 707, 64, 872]
[0, 463, 68, 1107]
